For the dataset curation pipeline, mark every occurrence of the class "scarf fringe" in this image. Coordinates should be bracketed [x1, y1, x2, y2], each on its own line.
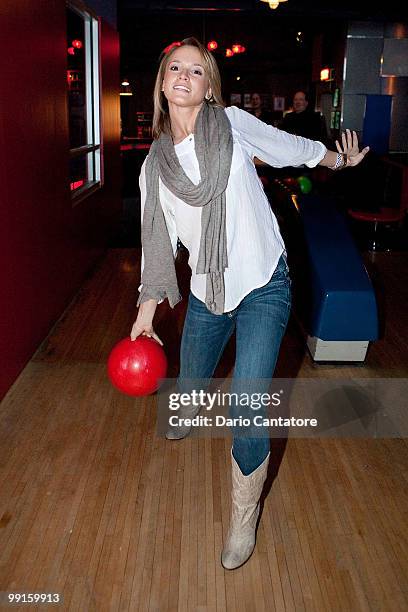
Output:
[137, 284, 182, 309]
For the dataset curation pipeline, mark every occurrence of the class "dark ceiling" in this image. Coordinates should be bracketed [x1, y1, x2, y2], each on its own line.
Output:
[119, 0, 406, 22]
[118, 0, 407, 106]
[119, 1, 406, 71]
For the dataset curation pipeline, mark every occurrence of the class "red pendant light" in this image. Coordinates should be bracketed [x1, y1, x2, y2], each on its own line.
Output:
[163, 41, 182, 54]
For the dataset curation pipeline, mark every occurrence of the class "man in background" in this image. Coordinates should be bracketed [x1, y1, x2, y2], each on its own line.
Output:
[250, 93, 274, 125]
[282, 90, 328, 144]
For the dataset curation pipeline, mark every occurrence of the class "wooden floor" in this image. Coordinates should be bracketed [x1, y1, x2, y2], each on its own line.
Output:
[1, 248, 408, 611]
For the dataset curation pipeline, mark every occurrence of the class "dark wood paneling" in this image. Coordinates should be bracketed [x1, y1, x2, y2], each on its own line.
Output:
[0, 1, 121, 399]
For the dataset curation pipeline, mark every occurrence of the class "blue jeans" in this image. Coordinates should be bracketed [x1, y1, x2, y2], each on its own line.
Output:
[178, 254, 291, 475]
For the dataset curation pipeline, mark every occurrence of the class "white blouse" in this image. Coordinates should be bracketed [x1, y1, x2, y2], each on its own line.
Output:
[139, 106, 327, 313]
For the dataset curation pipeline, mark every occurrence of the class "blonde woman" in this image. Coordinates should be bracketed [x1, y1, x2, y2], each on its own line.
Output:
[130, 37, 369, 570]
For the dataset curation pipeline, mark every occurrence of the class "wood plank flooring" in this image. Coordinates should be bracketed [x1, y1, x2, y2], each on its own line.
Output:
[0, 248, 407, 611]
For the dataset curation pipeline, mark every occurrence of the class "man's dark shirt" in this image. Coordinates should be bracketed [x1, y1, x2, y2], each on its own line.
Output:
[281, 110, 328, 143]
[251, 110, 274, 125]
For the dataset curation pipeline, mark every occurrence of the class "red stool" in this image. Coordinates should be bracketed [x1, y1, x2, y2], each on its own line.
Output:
[348, 207, 405, 251]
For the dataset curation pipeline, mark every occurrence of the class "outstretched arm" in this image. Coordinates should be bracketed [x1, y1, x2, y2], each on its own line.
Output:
[319, 129, 370, 170]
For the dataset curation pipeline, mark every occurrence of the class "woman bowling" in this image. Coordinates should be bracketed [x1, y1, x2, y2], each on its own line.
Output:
[130, 37, 369, 570]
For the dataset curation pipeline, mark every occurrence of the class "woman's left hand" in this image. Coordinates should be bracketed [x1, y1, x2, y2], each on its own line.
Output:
[335, 129, 370, 167]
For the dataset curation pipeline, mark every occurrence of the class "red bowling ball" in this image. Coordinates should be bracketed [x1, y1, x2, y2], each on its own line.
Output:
[107, 336, 167, 397]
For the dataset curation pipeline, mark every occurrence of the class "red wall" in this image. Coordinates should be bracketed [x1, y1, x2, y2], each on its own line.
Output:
[0, 1, 121, 399]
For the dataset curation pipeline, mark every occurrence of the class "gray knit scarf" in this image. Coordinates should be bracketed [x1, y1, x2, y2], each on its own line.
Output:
[137, 101, 233, 315]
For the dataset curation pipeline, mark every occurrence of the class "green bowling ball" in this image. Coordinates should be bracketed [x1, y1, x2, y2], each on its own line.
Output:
[297, 175, 313, 194]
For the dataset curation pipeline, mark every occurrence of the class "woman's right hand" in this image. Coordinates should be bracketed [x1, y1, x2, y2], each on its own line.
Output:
[130, 321, 163, 345]
[130, 299, 163, 345]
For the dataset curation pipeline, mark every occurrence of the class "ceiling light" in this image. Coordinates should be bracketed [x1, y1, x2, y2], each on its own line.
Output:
[259, 0, 288, 10]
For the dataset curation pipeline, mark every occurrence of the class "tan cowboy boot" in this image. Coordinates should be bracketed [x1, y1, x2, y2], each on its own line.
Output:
[221, 448, 270, 570]
[165, 402, 202, 440]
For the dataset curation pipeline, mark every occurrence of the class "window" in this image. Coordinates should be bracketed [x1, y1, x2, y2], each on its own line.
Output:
[66, 1, 101, 204]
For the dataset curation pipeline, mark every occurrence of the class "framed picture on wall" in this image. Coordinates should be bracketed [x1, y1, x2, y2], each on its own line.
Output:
[230, 93, 242, 106]
[244, 93, 252, 108]
[273, 96, 285, 111]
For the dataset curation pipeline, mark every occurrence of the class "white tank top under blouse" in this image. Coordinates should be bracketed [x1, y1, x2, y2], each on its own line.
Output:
[139, 106, 327, 313]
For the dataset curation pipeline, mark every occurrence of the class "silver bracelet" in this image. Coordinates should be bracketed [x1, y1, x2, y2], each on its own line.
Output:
[331, 152, 347, 170]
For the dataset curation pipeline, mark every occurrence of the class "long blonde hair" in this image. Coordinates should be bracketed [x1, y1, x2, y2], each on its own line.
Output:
[152, 37, 224, 140]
